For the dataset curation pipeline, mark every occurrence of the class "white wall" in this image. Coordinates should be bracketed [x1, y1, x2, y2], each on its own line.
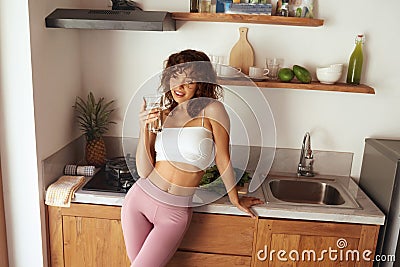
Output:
[0, 1, 43, 266]
[0, 0, 83, 266]
[80, 0, 400, 178]
[28, 0, 83, 265]
[30, 0, 84, 266]
[29, 0, 83, 160]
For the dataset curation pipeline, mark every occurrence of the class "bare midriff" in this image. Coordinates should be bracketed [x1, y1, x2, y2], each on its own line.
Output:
[147, 161, 204, 196]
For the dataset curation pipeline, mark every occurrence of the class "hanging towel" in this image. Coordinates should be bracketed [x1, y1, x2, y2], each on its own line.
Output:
[45, 175, 85, 207]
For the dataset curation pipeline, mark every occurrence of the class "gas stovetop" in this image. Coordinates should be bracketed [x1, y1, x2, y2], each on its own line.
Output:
[82, 156, 139, 194]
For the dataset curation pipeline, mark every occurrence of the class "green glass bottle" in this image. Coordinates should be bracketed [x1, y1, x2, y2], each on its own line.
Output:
[346, 34, 365, 85]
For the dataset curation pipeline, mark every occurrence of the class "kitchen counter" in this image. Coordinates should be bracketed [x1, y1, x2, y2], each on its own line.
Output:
[44, 139, 384, 226]
[73, 172, 385, 225]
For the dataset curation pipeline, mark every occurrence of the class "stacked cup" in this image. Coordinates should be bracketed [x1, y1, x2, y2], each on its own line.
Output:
[266, 58, 283, 80]
[209, 55, 226, 77]
[248, 66, 269, 80]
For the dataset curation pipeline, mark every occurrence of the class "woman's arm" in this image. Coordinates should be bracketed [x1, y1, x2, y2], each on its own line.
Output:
[135, 101, 158, 178]
[207, 101, 263, 218]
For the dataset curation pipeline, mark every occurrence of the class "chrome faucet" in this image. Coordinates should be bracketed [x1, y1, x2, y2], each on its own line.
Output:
[297, 132, 315, 177]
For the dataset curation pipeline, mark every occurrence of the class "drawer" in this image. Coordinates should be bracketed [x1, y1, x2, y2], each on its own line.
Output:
[179, 213, 256, 256]
[168, 251, 251, 267]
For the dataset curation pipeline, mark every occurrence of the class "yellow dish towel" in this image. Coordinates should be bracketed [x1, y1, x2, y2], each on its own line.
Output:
[45, 175, 85, 207]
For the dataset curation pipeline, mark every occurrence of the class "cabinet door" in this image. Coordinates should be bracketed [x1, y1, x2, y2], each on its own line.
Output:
[178, 213, 256, 256]
[253, 219, 379, 267]
[63, 216, 130, 267]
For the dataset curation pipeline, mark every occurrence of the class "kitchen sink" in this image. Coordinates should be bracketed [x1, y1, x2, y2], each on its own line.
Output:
[264, 176, 360, 209]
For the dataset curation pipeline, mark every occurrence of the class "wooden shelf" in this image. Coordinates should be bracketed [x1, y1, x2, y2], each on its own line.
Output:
[217, 79, 375, 94]
[172, 12, 324, 27]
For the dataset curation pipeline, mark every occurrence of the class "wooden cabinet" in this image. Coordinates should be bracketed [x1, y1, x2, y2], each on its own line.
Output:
[47, 204, 254, 267]
[253, 219, 379, 267]
[47, 203, 380, 267]
[47, 204, 130, 267]
[168, 213, 256, 266]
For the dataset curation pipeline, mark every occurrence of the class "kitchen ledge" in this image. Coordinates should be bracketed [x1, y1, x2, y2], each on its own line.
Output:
[172, 12, 324, 27]
[73, 173, 385, 226]
[218, 79, 376, 94]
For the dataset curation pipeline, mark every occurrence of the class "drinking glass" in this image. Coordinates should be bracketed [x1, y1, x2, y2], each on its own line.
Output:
[210, 55, 226, 76]
[143, 95, 163, 133]
[266, 58, 283, 80]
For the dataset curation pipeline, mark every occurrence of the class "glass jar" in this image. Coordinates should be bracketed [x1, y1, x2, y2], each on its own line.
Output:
[190, 0, 199, 13]
[199, 0, 211, 13]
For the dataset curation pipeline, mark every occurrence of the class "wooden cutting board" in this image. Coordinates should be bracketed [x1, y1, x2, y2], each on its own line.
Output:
[229, 27, 254, 75]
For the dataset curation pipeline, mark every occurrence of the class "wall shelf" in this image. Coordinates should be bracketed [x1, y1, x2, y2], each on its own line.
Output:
[217, 79, 375, 94]
[172, 12, 324, 27]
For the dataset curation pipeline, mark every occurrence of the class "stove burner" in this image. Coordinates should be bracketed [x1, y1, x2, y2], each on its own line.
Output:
[82, 155, 139, 193]
[106, 156, 137, 180]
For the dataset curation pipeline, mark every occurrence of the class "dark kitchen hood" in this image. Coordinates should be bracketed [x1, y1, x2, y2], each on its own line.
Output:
[45, 8, 176, 31]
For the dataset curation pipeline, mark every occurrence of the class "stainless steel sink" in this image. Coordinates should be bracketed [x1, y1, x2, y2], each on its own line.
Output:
[264, 176, 360, 209]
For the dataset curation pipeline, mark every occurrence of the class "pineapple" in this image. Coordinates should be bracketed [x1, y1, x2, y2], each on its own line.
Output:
[74, 92, 115, 167]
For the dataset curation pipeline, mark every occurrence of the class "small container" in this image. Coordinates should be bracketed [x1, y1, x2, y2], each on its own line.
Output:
[216, 0, 232, 13]
[316, 67, 343, 84]
[190, 0, 199, 12]
[199, 0, 211, 13]
[276, 0, 289, 16]
[210, 0, 217, 13]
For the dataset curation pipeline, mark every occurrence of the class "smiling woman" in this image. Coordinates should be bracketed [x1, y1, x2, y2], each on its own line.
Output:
[121, 49, 263, 267]
[160, 50, 222, 117]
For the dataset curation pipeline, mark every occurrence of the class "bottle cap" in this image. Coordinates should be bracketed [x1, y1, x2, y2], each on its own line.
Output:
[355, 34, 365, 43]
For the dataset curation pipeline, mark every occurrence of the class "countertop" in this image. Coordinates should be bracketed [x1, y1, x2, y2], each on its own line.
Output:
[73, 172, 385, 225]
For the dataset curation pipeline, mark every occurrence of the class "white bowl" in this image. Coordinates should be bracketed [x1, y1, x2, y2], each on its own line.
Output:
[316, 66, 332, 73]
[316, 68, 342, 84]
[329, 63, 343, 72]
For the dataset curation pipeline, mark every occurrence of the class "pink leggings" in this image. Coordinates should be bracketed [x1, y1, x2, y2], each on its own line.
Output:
[121, 178, 193, 267]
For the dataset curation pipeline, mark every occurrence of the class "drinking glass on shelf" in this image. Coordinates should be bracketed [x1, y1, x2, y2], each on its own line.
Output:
[210, 55, 226, 76]
[266, 58, 283, 80]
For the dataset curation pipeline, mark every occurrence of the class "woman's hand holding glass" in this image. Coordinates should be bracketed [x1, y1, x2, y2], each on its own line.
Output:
[139, 98, 162, 133]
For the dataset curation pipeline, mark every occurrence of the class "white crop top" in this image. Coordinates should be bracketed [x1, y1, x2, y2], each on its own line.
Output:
[154, 112, 215, 170]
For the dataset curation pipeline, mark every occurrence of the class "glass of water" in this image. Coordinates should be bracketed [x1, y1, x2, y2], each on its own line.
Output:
[143, 94, 164, 133]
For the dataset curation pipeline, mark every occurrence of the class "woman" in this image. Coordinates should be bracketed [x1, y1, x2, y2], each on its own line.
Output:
[121, 49, 263, 267]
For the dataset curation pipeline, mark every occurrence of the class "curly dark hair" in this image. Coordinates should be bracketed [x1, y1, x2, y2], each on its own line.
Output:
[160, 49, 223, 117]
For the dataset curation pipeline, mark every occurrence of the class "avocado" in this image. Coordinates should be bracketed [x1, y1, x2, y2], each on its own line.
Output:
[293, 65, 312, 83]
[278, 68, 295, 82]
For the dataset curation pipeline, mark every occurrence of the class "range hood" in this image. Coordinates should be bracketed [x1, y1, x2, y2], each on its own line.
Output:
[45, 8, 176, 31]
